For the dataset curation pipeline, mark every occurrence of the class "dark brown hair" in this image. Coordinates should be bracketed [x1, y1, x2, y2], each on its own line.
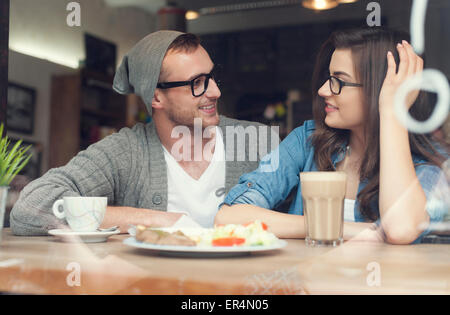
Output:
[310, 27, 448, 221]
[160, 33, 201, 82]
[167, 32, 201, 54]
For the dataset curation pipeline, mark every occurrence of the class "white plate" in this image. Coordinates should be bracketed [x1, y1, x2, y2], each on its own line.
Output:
[48, 229, 121, 243]
[123, 236, 287, 258]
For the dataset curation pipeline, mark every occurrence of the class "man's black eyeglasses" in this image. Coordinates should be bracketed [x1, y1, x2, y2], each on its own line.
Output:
[156, 69, 219, 97]
[327, 75, 363, 95]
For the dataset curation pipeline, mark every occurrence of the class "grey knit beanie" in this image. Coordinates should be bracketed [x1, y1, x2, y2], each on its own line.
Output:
[113, 30, 184, 115]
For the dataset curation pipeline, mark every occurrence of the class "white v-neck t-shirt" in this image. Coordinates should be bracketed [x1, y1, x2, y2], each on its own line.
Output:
[163, 127, 226, 228]
[344, 198, 356, 222]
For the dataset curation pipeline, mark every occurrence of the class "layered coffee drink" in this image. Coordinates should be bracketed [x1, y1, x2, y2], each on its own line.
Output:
[300, 172, 347, 247]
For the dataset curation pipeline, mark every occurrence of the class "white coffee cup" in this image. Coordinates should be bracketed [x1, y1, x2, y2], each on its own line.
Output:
[52, 197, 107, 232]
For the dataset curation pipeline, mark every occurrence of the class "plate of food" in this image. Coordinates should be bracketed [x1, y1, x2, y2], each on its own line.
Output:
[123, 221, 287, 257]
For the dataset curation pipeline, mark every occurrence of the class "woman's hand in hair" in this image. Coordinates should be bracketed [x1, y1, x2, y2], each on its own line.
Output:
[378, 40, 424, 115]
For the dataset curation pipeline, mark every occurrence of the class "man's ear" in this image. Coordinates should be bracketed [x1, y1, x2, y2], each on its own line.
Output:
[151, 89, 164, 110]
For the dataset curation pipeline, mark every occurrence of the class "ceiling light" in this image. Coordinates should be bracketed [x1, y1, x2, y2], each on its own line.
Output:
[338, 0, 358, 3]
[302, 0, 339, 10]
[185, 10, 200, 20]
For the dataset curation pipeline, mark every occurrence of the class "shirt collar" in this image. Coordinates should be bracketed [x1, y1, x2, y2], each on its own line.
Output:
[331, 140, 350, 168]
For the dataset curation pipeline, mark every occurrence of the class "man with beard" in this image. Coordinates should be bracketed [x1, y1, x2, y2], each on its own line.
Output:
[10, 31, 277, 235]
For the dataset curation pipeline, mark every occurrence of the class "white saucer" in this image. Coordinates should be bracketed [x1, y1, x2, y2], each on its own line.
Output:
[48, 229, 121, 243]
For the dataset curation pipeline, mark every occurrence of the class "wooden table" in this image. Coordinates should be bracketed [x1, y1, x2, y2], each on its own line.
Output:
[0, 228, 449, 295]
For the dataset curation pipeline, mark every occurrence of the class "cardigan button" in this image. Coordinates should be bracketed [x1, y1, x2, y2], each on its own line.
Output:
[152, 194, 162, 205]
[247, 182, 252, 188]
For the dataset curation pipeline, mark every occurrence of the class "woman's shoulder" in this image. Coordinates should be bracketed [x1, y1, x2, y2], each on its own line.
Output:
[292, 119, 316, 138]
[279, 120, 316, 157]
[412, 139, 450, 165]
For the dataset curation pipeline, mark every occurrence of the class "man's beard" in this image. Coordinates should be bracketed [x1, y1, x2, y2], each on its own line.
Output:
[166, 103, 220, 130]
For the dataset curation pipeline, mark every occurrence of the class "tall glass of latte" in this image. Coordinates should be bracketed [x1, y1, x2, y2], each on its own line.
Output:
[300, 171, 347, 247]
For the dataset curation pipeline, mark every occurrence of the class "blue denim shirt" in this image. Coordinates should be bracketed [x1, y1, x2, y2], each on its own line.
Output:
[223, 120, 449, 243]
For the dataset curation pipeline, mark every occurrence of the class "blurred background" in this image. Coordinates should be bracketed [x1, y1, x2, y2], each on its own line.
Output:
[0, 0, 449, 185]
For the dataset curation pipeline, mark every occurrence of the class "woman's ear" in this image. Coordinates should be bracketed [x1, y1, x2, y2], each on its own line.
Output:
[151, 89, 163, 110]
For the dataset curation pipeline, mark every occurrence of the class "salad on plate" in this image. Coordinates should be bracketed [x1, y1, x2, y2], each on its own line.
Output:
[134, 220, 279, 248]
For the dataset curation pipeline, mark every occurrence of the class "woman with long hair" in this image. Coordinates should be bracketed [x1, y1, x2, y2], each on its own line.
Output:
[215, 27, 449, 244]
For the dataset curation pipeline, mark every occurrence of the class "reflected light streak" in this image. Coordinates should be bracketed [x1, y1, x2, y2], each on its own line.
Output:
[9, 42, 80, 69]
[394, 0, 450, 135]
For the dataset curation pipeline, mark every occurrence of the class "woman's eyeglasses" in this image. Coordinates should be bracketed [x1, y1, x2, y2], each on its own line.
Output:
[156, 68, 220, 97]
[327, 75, 363, 95]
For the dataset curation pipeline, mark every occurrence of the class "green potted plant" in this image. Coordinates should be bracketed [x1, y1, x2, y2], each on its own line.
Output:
[0, 123, 32, 239]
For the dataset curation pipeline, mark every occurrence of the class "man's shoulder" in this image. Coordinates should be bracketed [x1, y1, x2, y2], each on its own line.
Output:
[116, 121, 157, 141]
[125, 122, 148, 135]
[88, 122, 156, 155]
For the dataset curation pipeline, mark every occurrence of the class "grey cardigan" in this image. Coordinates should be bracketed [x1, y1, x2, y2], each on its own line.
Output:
[10, 116, 276, 236]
